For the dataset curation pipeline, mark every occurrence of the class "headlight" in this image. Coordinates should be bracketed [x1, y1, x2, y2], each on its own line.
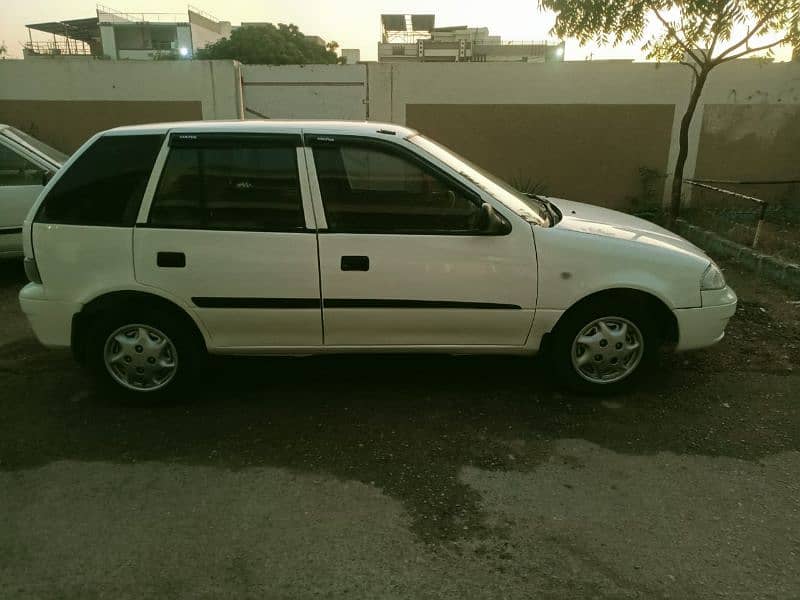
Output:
[701, 263, 726, 290]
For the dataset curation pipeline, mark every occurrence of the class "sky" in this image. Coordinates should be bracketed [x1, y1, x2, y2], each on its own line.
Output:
[1, 0, 793, 61]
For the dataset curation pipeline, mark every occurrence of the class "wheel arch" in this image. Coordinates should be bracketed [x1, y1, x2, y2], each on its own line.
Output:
[547, 287, 679, 349]
[71, 290, 208, 363]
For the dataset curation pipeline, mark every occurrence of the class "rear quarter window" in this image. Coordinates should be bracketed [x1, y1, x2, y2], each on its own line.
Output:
[36, 134, 164, 226]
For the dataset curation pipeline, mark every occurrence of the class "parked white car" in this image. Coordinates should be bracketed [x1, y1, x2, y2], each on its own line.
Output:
[0, 125, 66, 258]
[19, 121, 736, 395]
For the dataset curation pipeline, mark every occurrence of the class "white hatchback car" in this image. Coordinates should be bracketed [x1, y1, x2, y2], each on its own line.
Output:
[0, 124, 66, 258]
[19, 120, 736, 395]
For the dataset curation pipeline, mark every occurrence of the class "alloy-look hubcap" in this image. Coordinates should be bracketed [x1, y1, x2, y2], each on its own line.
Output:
[103, 324, 178, 392]
[571, 317, 644, 384]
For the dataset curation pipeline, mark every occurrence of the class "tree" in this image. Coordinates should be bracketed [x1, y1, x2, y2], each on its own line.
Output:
[196, 23, 339, 65]
[539, 0, 800, 224]
[0, 42, 7, 59]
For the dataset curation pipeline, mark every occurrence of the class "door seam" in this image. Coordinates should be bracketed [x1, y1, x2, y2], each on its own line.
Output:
[301, 144, 326, 344]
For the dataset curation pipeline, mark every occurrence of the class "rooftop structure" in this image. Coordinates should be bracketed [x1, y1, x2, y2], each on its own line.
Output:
[24, 4, 231, 60]
[378, 14, 565, 63]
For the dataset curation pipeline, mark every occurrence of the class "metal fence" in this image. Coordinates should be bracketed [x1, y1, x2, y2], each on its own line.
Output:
[24, 41, 93, 56]
[96, 5, 187, 24]
[683, 178, 800, 263]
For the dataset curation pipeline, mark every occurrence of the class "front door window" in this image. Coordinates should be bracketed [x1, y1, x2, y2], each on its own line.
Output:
[312, 142, 483, 234]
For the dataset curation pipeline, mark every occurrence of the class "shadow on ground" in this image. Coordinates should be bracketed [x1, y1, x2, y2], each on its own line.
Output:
[1, 260, 798, 542]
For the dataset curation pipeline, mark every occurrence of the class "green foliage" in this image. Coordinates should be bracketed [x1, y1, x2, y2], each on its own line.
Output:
[0, 42, 7, 58]
[196, 23, 339, 65]
[539, 1, 800, 72]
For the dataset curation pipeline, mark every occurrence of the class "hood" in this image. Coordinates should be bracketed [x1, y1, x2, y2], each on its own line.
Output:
[545, 197, 707, 259]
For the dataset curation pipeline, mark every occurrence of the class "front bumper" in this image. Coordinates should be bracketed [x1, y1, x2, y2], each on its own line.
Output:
[674, 286, 738, 351]
[18, 283, 80, 348]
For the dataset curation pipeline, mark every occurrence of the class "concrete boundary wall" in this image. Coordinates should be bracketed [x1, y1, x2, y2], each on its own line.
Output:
[1, 58, 797, 207]
[0, 59, 242, 152]
[366, 61, 800, 207]
[237, 61, 799, 207]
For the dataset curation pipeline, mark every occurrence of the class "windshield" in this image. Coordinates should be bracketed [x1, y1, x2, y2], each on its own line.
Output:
[4, 127, 69, 166]
[407, 134, 550, 227]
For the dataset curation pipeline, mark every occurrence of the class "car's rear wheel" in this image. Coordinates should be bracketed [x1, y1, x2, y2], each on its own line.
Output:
[84, 306, 202, 397]
[103, 323, 179, 392]
[551, 299, 659, 394]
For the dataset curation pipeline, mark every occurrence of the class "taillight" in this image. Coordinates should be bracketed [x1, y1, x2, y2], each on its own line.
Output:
[24, 257, 42, 284]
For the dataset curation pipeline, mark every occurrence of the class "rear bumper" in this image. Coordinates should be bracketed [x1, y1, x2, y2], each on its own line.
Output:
[674, 286, 738, 351]
[18, 283, 80, 348]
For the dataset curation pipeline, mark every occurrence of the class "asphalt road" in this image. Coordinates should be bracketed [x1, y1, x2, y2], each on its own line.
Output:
[1, 259, 799, 599]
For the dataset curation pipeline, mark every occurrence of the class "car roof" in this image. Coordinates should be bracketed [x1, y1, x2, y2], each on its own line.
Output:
[104, 120, 418, 139]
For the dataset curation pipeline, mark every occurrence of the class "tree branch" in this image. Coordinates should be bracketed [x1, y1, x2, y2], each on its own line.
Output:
[650, 5, 705, 65]
[708, 0, 737, 59]
[715, 2, 784, 62]
[718, 35, 792, 62]
[680, 60, 701, 77]
[688, 7, 713, 60]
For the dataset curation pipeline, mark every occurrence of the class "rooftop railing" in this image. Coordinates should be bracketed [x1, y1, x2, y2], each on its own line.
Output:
[96, 4, 187, 24]
[24, 40, 93, 56]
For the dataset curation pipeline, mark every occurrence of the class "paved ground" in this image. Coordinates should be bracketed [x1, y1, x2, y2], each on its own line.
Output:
[1, 258, 799, 599]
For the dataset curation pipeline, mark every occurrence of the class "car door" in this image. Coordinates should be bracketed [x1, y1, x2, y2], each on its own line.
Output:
[134, 131, 323, 350]
[0, 138, 50, 256]
[306, 134, 537, 347]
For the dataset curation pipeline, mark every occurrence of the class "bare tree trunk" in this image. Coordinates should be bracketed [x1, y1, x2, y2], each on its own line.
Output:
[669, 67, 709, 228]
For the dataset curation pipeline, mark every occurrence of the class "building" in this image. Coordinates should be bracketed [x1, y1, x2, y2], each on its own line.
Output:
[340, 49, 361, 64]
[378, 14, 565, 63]
[24, 5, 231, 60]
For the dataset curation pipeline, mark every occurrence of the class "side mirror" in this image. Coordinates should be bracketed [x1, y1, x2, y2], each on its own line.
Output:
[477, 203, 509, 234]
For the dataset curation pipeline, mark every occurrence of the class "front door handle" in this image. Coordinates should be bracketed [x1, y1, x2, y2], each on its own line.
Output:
[157, 251, 186, 268]
[341, 255, 369, 271]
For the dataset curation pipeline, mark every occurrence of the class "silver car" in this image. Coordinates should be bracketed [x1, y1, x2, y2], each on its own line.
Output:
[0, 125, 66, 258]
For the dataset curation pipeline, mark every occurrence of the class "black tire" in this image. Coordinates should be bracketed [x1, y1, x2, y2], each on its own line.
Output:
[550, 298, 660, 395]
[82, 304, 204, 399]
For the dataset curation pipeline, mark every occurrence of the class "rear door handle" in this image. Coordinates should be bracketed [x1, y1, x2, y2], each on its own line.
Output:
[341, 255, 369, 271]
[157, 251, 186, 268]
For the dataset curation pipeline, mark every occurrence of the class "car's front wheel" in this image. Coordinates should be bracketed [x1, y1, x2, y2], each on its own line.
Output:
[84, 306, 202, 396]
[551, 299, 659, 393]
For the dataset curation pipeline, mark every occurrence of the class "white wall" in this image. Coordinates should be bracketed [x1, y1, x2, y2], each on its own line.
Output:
[2, 57, 797, 206]
[0, 59, 242, 120]
[99, 24, 116, 59]
[176, 26, 193, 56]
[189, 22, 224, 54]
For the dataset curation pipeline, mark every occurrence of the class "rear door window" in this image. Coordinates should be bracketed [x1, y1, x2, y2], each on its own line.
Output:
[36, 134, 164, 226]
[148, 134, 304, 232]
